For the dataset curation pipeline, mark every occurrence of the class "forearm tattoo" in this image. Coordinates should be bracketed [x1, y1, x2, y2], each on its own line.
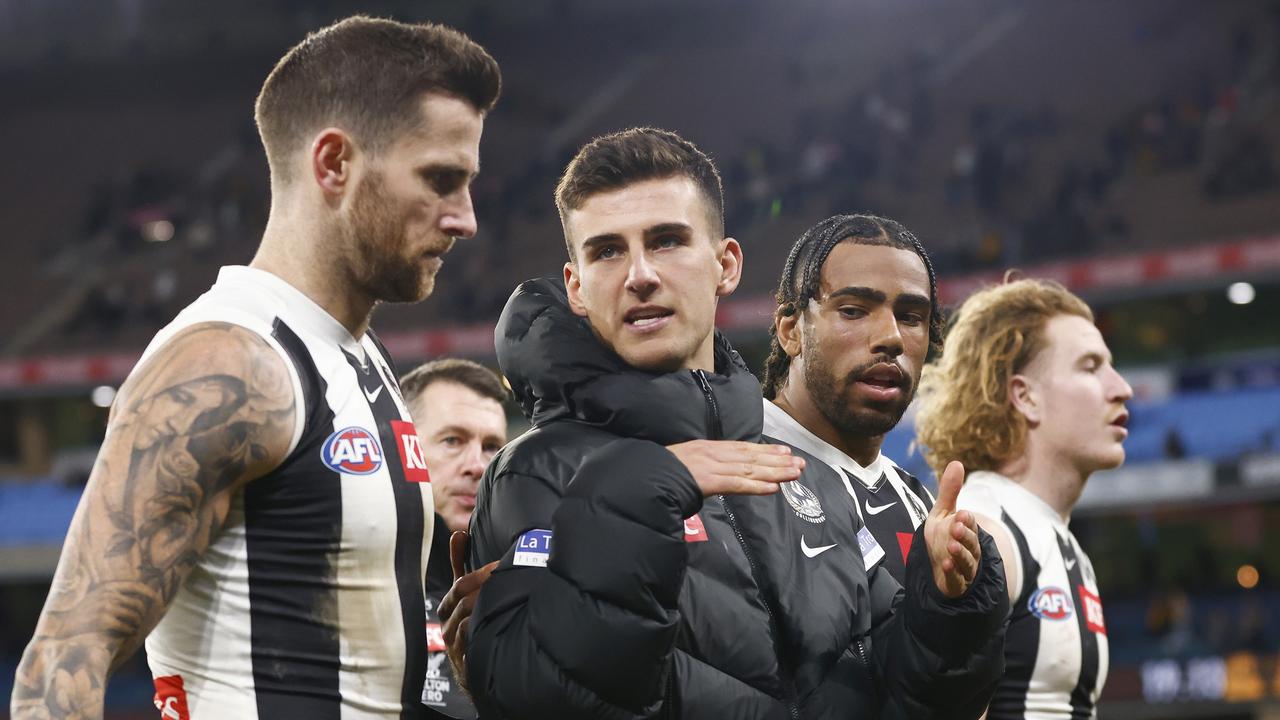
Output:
[11, 324, 295, 720]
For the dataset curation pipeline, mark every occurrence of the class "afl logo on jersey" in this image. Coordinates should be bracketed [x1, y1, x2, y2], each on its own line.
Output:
[321, 427, 384, 475]
[1029, 586, 1074, 621]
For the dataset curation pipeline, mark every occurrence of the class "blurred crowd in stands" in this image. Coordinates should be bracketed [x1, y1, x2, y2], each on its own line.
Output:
[3, 4, 1280, 714]
[946, 9, 1280, 271]
[15, 2, 1276, 358]
[1142, 589, 1278, 661]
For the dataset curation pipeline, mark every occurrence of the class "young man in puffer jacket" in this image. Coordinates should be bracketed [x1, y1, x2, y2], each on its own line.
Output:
[465, 127, 1010, 719]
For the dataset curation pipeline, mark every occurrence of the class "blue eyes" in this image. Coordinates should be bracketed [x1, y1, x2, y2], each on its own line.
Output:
[592, 236, 681, 261]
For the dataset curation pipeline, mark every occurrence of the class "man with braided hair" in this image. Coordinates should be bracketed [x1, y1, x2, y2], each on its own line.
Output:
[461, 129, 1010, 719]
[760, 213, 942, 584]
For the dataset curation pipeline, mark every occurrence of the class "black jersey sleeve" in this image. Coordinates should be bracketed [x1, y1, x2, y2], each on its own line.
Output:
[868, 525, 1011, 720]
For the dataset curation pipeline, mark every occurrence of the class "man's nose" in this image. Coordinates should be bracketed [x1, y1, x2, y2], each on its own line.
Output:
[625, 253, 660, 297]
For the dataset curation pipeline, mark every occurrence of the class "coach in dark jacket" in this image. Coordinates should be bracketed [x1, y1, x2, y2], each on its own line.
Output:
[466, 128, 1008, 719]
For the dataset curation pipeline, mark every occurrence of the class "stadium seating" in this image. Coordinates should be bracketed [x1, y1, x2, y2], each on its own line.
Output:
[885, 384, 1280, 482]
[0, 481, 80, 546]
[5, 1, 1279, 357]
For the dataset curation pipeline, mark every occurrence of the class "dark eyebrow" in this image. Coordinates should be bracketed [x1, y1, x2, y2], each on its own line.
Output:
[434, 424, 475, 438]
[893, 293, 932, 308]
[417, 162, 479, 180]
[581, 223, 695, 256]
[826, 286, 931, 307]
[645, 222, 693, 238]
[580, 233, 624, 255]
[827, 286, 886, 303]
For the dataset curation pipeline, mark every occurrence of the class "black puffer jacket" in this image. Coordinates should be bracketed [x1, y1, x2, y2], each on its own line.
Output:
[467, 278, 1008, 719]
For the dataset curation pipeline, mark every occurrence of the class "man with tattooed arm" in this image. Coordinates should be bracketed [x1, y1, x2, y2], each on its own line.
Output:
[11, 16, 500, 719]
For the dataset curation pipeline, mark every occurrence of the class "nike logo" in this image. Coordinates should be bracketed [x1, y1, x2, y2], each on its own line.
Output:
[1065, 558, 1077, 571]
[364, 385, 384, 403]
[865, 500, 896, 516]
[800, 535, 837, 558]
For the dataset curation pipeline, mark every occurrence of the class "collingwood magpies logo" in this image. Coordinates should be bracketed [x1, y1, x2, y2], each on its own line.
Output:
[781, 480, 826, 524]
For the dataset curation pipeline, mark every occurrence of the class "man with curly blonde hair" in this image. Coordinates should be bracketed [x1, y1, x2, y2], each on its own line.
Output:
[914, 278, 1133, 720]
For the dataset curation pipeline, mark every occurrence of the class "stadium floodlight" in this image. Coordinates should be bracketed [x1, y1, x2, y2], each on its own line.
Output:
[1226, 282, 1255, 305]
[91, 385, 117, 408]
[1236, 564, 1259, 589]
[143, 219, 175, 243]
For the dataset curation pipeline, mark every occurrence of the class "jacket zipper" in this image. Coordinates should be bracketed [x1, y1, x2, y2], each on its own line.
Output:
[692, 370, 724, 440]
[720, 498, 801, 719]
[855, 637, 875, 701]
[662, 666, 675, 720]
[694, 369, 800, 719]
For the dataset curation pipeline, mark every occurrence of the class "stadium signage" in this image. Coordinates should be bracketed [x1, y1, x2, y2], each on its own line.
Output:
[1240, 453, 1280, 487]
[5, 234, 1280, 392]
[1078, 460, 1215, 509]
[1139, 652, 1280, 704]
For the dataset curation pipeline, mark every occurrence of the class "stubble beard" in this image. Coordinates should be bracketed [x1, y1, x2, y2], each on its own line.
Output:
[346, 172, 432, 305]
[803, 335, 915, 438]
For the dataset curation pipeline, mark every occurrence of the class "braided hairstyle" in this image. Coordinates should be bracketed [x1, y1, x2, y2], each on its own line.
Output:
[760, 214, 943, 399]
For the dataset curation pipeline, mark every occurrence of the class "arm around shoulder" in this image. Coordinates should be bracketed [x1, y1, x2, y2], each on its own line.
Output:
[11, 322, 296, 720]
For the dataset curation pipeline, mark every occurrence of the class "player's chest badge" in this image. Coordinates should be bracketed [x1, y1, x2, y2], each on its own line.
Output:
[781, 480, 826, 524]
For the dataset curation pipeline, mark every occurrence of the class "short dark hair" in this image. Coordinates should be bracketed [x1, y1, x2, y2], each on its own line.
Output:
[555, 127, 725, 259]
[761, 214, 943, 399]
[399, 358, 509, 409]
[255, 15, 501, 182]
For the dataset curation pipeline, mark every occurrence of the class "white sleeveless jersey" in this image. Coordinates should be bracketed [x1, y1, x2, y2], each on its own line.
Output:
[142, 266, 435, 719]
[958, 472, 1108, 719]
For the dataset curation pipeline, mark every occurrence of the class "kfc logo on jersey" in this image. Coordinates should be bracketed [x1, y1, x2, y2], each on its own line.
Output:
[1029, 586, 1074, 621]
[1079, 585, 1106, 635]
[683, 513, 709, 543]
[391, 420, 431, 483]
[321, 427, 384, 475]
[152, 675, 190, 720]
[426, 621, 446, 652]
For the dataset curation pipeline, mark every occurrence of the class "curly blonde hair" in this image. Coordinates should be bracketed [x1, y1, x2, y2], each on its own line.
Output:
[914, 278, 1093, 476]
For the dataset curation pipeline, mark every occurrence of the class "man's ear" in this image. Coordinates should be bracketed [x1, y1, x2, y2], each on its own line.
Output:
[1008, 375, 1041, 426]
[311, 128, 358, 203]
[715, 238, 744, 298]
[564, 262, 588, 318]
[775, 305, 803, 359]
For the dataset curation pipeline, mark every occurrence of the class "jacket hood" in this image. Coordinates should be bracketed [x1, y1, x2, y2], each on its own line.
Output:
[494, 277, 763, 444]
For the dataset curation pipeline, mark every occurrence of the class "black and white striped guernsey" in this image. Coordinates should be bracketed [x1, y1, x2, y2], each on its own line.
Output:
[142, 266, 435, 719]
[958, 471, 1109, 720]
[762, 400, 934, 583]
